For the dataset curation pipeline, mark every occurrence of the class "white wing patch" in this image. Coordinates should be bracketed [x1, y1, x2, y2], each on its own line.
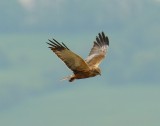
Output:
[85, 32, 109, 67]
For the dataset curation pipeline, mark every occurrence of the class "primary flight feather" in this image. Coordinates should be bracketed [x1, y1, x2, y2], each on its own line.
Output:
[47, 32, 109, 82]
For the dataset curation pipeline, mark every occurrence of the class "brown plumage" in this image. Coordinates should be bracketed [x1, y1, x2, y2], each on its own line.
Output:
[47, 32, 109, 82]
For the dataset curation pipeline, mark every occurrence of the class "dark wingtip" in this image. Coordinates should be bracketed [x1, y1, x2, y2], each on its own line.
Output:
[101, 31, 109, 46]
[47, 38, 70, 50]
[62, 42, 70, 50]
[106, 36, 109, 46]
[46, 41, 55, 47]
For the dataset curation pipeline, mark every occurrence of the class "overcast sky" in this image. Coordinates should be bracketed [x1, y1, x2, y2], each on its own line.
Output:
[0, 0, 160, 33]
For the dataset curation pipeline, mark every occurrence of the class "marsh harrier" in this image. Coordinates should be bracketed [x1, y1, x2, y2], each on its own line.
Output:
[47, 32, 109, 82]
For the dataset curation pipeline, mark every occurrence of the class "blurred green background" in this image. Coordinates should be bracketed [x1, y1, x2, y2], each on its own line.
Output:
[0, 0, 160, 126]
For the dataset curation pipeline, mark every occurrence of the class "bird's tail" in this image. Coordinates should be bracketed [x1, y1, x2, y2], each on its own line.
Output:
[60, 75, 75, 82]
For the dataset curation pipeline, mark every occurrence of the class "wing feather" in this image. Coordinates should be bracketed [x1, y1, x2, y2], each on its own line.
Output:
[47, 39, 90, 74]
[85, 32, 109, 67]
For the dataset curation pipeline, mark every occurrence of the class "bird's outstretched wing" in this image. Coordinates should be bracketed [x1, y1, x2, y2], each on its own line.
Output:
[47, 39, 90, 74]
[85, 32, 109, 67]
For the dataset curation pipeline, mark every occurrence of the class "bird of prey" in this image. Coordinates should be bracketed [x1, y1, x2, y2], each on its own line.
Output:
[47, 32, 109, 82]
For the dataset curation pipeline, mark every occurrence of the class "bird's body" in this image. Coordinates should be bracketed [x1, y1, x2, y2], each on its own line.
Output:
[47, 32, 109, 82]
[67, 67, 101, 82]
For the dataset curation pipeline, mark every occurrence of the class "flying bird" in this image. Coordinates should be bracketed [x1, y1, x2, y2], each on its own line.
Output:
[47, 32, 109, 82]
